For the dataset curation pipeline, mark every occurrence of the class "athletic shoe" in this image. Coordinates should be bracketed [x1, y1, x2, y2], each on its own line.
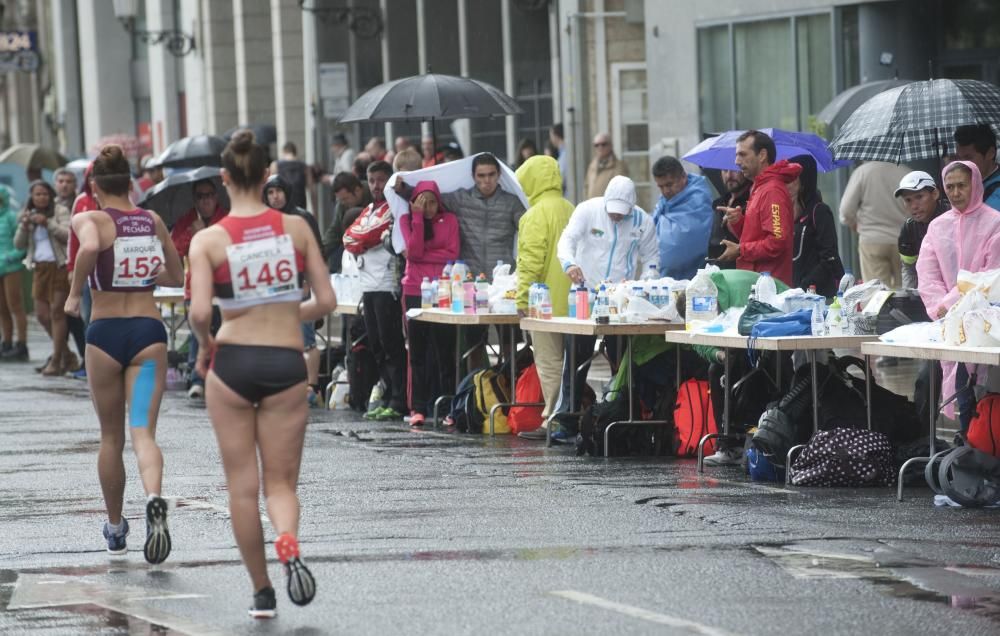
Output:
[187, 384, 204, 400]
[376, 407, 404, 422]
[274, 533, 316, 606]
[143, 496, 172, 564]
[702, 447, 744, 466]
[248, 586, 277, 619]
[72, 367, 87, 380]
[0, 342, 27, 362]
[517, 428, 548, 440]
[409, 412, 425, 427]
[103, 518, 130, 555]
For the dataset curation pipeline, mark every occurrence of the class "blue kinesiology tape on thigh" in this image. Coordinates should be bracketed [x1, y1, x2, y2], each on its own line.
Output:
[129, 360, 157, 428]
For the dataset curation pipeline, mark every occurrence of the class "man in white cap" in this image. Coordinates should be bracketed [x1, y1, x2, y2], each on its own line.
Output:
[524, 175, 657, 441]
[894, 169, 943, 430]
[894, 170, 942, 290]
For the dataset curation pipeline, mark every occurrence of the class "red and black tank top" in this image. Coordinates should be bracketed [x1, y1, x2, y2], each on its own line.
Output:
[212, 208, 306, 310]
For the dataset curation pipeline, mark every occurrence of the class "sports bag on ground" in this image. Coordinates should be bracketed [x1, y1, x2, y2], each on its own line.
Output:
[790, 428, 896, 487]
[448, 368, 485, 433]
[925, 445, 1000, 507]
[674, 379, 717, 457]
[967, 393, 1000, 457]
[507, 364, 544, 434]
[473, 366, 512, 434]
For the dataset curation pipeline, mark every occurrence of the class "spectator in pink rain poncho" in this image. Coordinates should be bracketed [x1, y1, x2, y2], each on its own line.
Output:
[917, 160, 1000, 433]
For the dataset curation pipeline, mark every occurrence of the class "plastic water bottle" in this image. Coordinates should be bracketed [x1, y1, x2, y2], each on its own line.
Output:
[438, 274, 451, 308]
[463, 273, 475, 315]
[576, 286, 590, 320]
[838, 270, 856, 295]
[528, 283, 537, 318]
[539, 285, 553, 320]
[475, 273, 489, 314]
[685, 269, 719, 330]
[826, 294, 844, 336]
[452, 260, 467, 283]
[493, 259, 505, 281]
[420, 277, 433, 308]
[756, 272, 778, 306]
[443, 261, 454, 280]
[567, 285, 577, 318]
[641, 263, 659, 281]
[594, 285, 610, 323]
[451, 276, 464, 314]
[811, 297, 826, 336]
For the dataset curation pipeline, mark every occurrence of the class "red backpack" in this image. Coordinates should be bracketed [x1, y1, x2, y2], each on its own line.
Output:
[674, 379, 717, 457]
[508, 364, 544, 434]
[968, 394, 1000, 457]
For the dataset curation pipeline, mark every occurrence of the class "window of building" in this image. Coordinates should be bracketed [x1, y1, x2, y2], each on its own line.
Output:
[612, 63, 651, 210]
[696, 11, 840, 134]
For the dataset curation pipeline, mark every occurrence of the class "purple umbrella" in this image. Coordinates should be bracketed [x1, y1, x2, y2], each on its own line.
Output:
[683, 128, 849, 173]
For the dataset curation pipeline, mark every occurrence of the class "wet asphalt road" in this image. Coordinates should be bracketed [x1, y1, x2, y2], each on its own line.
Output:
[2, 329, 1000, 635]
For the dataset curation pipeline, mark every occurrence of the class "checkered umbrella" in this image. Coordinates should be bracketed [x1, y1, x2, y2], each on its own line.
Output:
[830, 79, 1000, 163]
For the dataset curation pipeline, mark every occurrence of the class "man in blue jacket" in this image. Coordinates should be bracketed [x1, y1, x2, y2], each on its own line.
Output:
[650, 156, 714, 280]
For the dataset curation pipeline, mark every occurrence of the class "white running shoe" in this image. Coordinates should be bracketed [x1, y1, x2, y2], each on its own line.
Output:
[702, 447, 744, 466]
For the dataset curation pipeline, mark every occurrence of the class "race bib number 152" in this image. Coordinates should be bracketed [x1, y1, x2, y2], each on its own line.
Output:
[226, 234, 299, 301]
[113, 236, 164, 288]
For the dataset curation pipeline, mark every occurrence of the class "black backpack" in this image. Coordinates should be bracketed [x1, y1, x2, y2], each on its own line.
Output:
[448, 368, 487, 434]
[575, 386, 674, 457]
[346, 316, 378, 412]
[925, 446, 1000, 507]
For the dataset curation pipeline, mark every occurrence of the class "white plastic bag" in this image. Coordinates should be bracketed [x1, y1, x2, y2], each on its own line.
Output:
[943, 289, 989, 345]
[962, 305, 1000, 347]
[879, 321, 942, 344]
[488, 264, 518, 314]
[957, 268, 1000, 302]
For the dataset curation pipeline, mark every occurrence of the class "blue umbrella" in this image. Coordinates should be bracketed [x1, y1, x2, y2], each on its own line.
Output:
[683, 128, 848, 173]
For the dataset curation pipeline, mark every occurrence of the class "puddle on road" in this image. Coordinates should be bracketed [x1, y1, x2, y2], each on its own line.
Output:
[755, 543, 1000, 623]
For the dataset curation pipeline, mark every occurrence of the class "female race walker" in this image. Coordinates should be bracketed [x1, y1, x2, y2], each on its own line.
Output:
[65, 144, 183, 564]
[188, 130, 335, 618]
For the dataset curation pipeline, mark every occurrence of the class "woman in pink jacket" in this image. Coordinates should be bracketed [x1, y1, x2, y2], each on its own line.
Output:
[399, 181, 460, 427]
[917, 160, 1000, 432]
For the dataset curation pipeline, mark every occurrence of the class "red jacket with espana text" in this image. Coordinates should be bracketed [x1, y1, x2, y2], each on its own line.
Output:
[729, 159, 801, 286]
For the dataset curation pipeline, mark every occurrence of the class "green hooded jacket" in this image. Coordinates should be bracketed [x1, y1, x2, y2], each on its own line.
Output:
[0, 186, 26, 276]
[515, 156, 575, 315]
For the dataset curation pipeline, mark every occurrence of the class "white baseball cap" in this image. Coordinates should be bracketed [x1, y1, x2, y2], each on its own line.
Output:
[894, 171, 937, 197]
[604, 175, 636, 215]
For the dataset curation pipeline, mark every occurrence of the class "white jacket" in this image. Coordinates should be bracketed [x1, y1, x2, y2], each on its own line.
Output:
[557, 197, 659, 287]
[357, 243, 398, 293]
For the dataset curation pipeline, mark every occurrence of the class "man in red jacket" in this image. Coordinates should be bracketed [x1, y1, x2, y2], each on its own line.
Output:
[718, 130, 801, 286]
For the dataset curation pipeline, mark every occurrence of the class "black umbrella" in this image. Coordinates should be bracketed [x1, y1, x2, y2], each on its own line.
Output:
[155, 135, 227, 169]
[223, 124, 277, 146]
[830, 79, 1000, 164]
[816, 79, 913, 135]
[138, 166, 230, 227]
[338, 73, 522, 161]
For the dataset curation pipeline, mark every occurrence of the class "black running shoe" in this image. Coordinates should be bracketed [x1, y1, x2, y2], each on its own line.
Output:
[143, 496, 172, 564]
[275, 533, 316, 606]
[249, 586, 277, 619]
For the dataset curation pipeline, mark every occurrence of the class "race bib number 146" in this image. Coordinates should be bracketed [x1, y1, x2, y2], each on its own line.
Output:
[226, 234, 299, 301]
[113, 236, 164, 288]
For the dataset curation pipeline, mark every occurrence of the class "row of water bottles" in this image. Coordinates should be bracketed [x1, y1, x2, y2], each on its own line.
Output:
[330, 273, 361, 305]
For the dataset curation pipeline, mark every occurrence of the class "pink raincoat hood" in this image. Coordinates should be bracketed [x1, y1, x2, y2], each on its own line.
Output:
[942, 160, 985, 215]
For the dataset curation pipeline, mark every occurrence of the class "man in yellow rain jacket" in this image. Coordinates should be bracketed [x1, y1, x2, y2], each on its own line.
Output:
[514, 155, 574, 438]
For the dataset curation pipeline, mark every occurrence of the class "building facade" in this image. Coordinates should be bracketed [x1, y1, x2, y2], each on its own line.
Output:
[3, 0, 1000, 223]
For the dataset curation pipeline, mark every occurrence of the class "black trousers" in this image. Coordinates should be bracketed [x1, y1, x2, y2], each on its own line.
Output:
[362, 291, 406, 412]
[403, 295, 455, 415]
